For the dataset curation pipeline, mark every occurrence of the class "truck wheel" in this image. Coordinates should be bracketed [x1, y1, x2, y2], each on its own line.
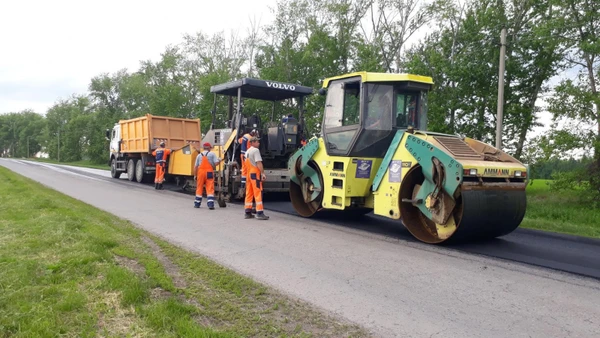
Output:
[135, 160, 151, 183]
[127, 159, 136, 181]
[110, 158, 121, 179]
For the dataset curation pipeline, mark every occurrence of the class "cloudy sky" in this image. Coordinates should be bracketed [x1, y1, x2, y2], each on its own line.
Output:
[0, 0, 276, 115]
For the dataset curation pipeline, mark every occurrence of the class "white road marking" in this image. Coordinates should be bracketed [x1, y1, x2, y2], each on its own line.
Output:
[22, 161, 108, 183]
[13, 160, 34, 166]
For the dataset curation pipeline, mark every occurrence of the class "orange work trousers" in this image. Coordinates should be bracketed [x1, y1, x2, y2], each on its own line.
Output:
[155, 162, 166, 183]
[195, 170, 215, 208]
[245, 169, 263, 214]
[195, 151, 215, 208]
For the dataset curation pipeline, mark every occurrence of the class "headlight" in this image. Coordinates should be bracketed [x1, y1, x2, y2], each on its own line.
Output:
[515, 171, 522, 177]
[463, 168, 477, 176]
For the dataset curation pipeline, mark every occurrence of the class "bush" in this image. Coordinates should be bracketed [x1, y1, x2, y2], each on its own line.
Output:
[549, 170, 588, 191]
[587, 160, 600, 204]
[550, 163, 600, 206]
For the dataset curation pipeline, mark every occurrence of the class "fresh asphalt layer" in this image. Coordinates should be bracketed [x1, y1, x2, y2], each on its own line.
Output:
[2, 158, 600, 338]
[264, 201, 600, 281]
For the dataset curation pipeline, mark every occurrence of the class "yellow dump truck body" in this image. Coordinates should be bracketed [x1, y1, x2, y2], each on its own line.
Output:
[119, 114, 201, 153]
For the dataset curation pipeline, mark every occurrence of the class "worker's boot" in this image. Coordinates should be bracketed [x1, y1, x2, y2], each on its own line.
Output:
[244, 212, 254, 219]
[158, 183, 164, 190]
[154, 183, 159, 189]
[255, 212, 269, 220]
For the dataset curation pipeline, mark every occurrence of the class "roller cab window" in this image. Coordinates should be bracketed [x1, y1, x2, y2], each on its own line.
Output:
[395, 91, 426, 130]
[351, 84, 428, 158]
[322, 78, 361, 155]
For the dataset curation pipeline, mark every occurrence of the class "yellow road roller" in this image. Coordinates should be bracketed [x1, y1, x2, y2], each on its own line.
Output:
[288, 72, 528, 244]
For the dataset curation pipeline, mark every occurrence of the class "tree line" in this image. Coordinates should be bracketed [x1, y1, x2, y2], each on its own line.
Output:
[1, 0, 598, 199]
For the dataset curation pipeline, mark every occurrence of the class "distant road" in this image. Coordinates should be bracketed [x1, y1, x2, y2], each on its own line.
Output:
[2, 158, 599, 338]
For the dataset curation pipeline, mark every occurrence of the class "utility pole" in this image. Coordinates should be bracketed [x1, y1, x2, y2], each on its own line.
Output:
[27, 137, 30, 158]
[57, 128, 60, 162]
[496, 27, 507, 149]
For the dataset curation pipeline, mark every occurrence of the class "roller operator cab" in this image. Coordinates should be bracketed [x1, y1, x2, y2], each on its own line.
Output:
[288, 72, 528, 244]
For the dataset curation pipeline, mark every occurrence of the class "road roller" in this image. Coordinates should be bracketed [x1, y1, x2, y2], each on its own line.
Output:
[288, 71, 528, 244]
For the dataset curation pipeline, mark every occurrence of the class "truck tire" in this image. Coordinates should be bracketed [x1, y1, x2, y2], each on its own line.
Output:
[110, 158, 121, 179]
[135, 160, 151, 183]
[127, 159, 136, 181]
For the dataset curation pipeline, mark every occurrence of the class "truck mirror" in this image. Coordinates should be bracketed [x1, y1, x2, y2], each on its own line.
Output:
[105, 129, 110, 140]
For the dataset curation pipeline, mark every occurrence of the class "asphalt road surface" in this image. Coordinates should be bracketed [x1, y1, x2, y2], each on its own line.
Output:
[264, 201, 600, 281]
[2, 158, 600, 338]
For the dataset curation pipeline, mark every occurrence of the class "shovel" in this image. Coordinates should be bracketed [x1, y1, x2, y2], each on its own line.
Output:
[216, 132, 227, 208]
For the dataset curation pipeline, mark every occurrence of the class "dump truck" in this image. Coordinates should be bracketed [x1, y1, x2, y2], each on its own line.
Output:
[198, 77, 314, 201]
[106, 114, 202, 183]
[288, 72, 528, 244]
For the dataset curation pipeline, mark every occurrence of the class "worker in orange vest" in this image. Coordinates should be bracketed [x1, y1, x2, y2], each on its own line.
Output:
[152, 141, 171, 190]
[194, 142, 222, 209]
[244, 136, 269, 220]
[238, 129, 257, 190]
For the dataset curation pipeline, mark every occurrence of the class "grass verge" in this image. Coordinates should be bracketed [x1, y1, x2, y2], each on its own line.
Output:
[523, 179, 600, 239]
[27, 157, 109, 171]
[0, 166, 368, 337]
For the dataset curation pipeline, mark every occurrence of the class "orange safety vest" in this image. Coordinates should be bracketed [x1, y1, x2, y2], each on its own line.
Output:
[153, 147, 171, 165]
[238, 133, 252, 155]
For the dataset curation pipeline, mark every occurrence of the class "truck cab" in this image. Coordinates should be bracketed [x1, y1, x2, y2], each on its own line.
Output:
[106, 123, 121, 164]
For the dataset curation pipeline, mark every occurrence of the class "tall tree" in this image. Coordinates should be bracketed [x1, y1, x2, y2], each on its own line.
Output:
[179, 30, 250, 131]
[44, 95, 92, 162]
[0, 110, 46, 158]
[544, 0, 600, 199]
[501, 0, 563, 159]
[402, 0, 563, 158]
[364, 0, 437, 72]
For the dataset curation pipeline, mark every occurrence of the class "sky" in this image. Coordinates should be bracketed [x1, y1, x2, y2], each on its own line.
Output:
[0, 0, 276, 115]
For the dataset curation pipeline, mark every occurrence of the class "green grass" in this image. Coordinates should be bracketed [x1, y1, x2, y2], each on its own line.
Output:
[0, 167, 367, 337]
[523, 179, 600, 238]
[27, 157, 109, 170]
